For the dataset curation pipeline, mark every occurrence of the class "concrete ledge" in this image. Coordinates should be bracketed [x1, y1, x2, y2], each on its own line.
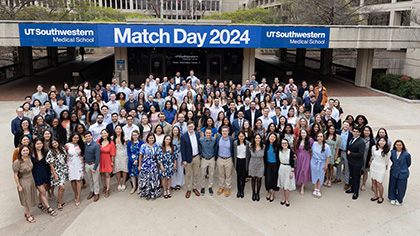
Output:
[369, 87, 420, 103]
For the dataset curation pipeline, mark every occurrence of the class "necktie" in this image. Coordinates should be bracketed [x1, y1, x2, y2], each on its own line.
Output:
[350, 138, 355, 145]
[239, 119, 242, 128]
[180, 124, 183, 133]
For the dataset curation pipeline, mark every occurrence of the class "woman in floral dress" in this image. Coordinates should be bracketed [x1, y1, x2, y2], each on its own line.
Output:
[46, 138, 68, 210]
[65, 133, 85, 206]
[157, 135, 178, 199]
[127, 130, 144, 194]
[138, 133, 161, 200]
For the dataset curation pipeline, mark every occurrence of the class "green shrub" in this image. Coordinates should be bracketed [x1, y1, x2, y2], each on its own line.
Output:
[372, 73, 420, 100]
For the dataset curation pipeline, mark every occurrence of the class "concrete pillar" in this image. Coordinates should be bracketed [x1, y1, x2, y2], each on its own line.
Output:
[47, 47, 58, 67]
[18, 46, 33, 76]
[355, 49, 374, 88]
[66, 47, 77, 60]
[242, 48, 255, 84]
[390, 11, 402, 26]
[279, 48, 287, 62]
[296, 48, 306, 67]
[114, 47, 128, 84]
[320, 49, 333, 75]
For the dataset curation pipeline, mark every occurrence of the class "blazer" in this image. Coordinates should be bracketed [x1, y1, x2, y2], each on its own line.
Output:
[180, 131, 201, 163]
[215, 134, 235, 160]
[305, 103, 323, 116]
[102, 89, 116, 103]
[347, 137, 365, 167]
[143, 101, 160, 113]
[231, 118, 247, 137]
[225, 110, 238, 122]
[153, 122, 172, 136]
[123, 100, 140, 112]
[106, 122, 122, 136]
[244, 109, 262, 127]
[233, 140, 251, 171]
[63, 96, 76, 112]
[271, 115, 281, 126]
[390, 150, 411, 179]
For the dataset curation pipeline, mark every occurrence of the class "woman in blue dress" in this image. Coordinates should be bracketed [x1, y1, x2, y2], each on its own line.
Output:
[138, 133, 161, 200]
[157, 135, 179, 199]
[311, 132, 331, 198]
[127, 130, 144, 195]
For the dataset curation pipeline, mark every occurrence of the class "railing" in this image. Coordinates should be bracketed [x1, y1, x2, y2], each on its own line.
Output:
[33, 56, 49, 72]
[331, 63, 356, 81]
[0, 63, 24, 84]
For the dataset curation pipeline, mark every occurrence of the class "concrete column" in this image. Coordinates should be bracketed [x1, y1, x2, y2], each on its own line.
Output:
[389, 11, 402, 26]
[114, 47, 128, 84]
[320, 49, 333, 75]
[355, 49, 374, 88]
[18, 46, 33, 76]
[242, 48, 255, 84]
[47, 47, 58, 67]
[67, 47, 77, 60]
[296, 48, 306, 67]
[279, 48, 287, 62]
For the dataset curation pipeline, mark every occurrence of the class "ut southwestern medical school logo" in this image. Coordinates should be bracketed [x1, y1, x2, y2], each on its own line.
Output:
[22, 26, 96, 45]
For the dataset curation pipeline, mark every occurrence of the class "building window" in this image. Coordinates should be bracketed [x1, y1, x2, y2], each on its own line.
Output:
[368, 12, 390, 25]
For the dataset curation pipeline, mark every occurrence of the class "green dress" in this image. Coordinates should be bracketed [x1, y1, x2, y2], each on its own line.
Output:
[326, 135, 341, 165]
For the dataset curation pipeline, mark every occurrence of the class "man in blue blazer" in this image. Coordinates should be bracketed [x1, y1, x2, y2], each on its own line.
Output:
[231, 110, 247, 137]
[215, 126, 235, 197]
[271, 107, 282, 126]
[181, 121, 201, 198]
[102, 84, 116, 103]
[389, 141, 411, 205]
[143, 94, 160, 113]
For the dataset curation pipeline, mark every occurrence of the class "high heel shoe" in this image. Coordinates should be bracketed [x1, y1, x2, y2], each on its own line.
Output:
[252, 192, 256, 201]
[256, 193, 260, 201]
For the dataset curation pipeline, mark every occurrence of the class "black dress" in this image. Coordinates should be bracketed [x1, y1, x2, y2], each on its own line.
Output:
[31, 153, 51, 186]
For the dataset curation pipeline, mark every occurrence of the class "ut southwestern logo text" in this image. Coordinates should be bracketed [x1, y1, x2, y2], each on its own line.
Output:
[114, 28, 250, 47]
[23, 28, 95, 43]
[266, 30, 327, 45]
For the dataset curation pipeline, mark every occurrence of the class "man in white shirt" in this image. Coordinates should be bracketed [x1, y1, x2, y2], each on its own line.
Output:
[101, 105, 112, 124]
[106, 93, 121, 115]
[110, 77, 120, 92]
[122, 116, 140, 141]
[145, 78, 157, 97]
[174, 71, 184, 85]
[54, 98, 69, 117]
[268, 100, 276, 117]
[325, 98, 340, 122]
[88, 114, 108, 141]
[210, 98, 225, 121]
[32, 84, 49, 104]
[258, 107, 273, 130]
[181, 121, 201, 198]
[173, 84, 185, 103]
[117, 80, 131, 101]
[280, 99, 290, 117]
[174, 113, 188, 135]
[186, 70, 198, 87]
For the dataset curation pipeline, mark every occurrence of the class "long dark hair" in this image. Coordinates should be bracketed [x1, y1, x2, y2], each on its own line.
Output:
[112, 124, 125, 145]
[237, 131, 246, 145]
[297, 129, 311, 151]
[130, 130, 140, 147]
[50, 138, 65, 156]
[375, 128, 389, 141]
[162, 134, 174, 154]
[98, 129, 111, 145]
[361, 125, 374, 140]
[32, 138, 47, 162]
[17, 145, 32, 162]
[376, 137, 390, 157]
[281, 123, 293, 136]
[265, 133, 279, 152]
[392, 139, 407, 152]
[326, 125, 337, 141]
[68, 133, 85, 156]
[251, 133, 264, 152]
[279, 138, 291, 151]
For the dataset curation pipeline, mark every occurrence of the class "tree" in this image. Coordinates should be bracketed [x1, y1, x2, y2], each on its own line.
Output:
[281, 0, 362, 25]
[203, 8, 282, 24]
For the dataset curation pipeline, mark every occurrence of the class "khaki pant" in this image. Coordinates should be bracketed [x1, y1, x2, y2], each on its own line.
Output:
[200, 157, 215, 188]
[85, 163, 100, 195]
[217, 157, 233, 189]
[185, 155, 201, 191]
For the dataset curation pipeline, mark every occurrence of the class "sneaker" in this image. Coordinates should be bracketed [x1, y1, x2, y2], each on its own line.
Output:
[390, 200, 396, 205]
[209, 188, 214, 196]
[121, 185, 126, 191]
[396, 201, 402, 206]
[117, 185, 122, 191]
[200, 188, 205, 195]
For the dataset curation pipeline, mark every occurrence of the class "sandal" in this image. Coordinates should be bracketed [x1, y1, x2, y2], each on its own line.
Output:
[47, 207, 57, 216]
[25, 214, 36, 223]
[38, 203, 47, 212]
[58, 202, 65, 211]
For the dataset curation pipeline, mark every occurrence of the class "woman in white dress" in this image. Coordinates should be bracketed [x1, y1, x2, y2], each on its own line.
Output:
[277, 138, 296, 207]
[369, 137, 391, 204]
[112, 125, 129, 191]
[65, 133, 85, 206]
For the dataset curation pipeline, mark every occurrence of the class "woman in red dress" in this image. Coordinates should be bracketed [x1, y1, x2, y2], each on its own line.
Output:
[98, 129, 116, 198]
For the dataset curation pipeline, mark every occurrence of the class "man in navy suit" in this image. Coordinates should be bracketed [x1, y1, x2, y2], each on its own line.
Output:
[143, 94, 159, 113]
[271, 107, 282, 126]
[174, 71, 184, 85]
[389, 141, 411, 205]
[102, 84, 116, 103]
[232, 110, 247, 137]
[106, 113, 122, 135]
[181, 121, 201, 198]
[346, 127, 365, 200]
[63, 88, 76, 112]
[244, 101, 262, 128]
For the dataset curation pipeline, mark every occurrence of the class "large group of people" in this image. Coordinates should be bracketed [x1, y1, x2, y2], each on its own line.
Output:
[11, 70, 411, 223]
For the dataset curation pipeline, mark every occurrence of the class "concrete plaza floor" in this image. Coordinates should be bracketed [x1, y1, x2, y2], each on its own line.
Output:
[0, 95, 419, 236]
